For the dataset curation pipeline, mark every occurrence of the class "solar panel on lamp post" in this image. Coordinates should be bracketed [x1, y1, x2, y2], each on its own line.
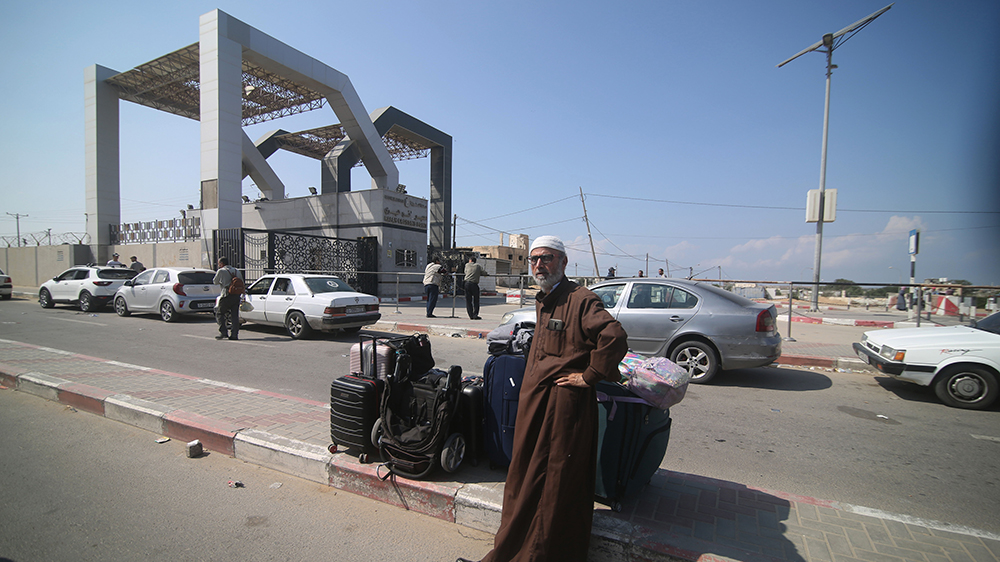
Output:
[778, 4, 893, 312]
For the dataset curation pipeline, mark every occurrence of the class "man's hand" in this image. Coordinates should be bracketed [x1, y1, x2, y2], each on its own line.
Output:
[554, 372, 589, 388]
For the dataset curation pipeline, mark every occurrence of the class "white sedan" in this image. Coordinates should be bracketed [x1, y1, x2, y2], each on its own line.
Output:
[853, 312, 1000, 409]
[241, 274, 381, 339]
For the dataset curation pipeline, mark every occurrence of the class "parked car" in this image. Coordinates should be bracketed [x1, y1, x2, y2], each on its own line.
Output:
[853, 312, 1000, 410]
[113, 267, 221, 322]
[240, 274, 381, 339]
[497, 278, 781, 383]
[0, 268, 12, 300]
[39, 266, 138, 311]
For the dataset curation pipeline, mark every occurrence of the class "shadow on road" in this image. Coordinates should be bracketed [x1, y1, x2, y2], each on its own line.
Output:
[710, 366, 832, 392]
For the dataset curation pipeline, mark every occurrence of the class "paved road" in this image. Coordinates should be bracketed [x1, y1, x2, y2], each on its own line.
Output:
[0, 386, 494, 562]
[3, 296, 999, 535]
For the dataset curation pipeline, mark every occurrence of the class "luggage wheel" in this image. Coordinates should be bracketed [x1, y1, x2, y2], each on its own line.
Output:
[327, 443, 338, 454]
[440, 433, 466, 473]
[611, 501, 623, 513]
[359, 453, 369, 464]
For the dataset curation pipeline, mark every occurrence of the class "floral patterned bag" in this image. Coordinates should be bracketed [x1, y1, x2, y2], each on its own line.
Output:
[617, 352, 690, 409]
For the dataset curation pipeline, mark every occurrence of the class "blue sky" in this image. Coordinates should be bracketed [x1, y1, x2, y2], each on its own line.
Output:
[2, 0, 998, 286]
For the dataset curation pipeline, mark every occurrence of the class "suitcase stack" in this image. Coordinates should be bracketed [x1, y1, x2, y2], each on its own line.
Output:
[330, 335, 396, 463]
[594, 380, 673, 512]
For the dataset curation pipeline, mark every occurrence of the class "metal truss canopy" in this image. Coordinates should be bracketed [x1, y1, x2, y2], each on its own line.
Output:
[272, 124, 433, 165]
[106, 43, 327, 126]
[106, 45, 433, 162]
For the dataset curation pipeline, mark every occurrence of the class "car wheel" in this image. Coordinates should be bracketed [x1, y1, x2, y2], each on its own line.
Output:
[670, 341, 719, 384]
[79, 291, 95, 312]
[440, 433, 466, 473]
[159, 301, 177, 322]
[933, 366, 999, 410]
[0, 293, 10, 300]
[115, 297, 131, 317]
[39, 289, 54, 308]
[285, 311, 312, 340]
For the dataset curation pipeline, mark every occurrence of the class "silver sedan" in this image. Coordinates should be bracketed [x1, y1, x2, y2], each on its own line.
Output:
[499, 278, 781, 383]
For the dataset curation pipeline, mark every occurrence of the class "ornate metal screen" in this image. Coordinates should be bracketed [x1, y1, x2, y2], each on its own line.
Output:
[214, 228, 378, 295]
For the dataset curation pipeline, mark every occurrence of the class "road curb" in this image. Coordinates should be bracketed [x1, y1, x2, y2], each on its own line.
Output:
[777, 316, 896, 328]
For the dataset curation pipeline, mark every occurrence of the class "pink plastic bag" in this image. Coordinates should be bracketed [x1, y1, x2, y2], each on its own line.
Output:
[617, 353, 690, 409]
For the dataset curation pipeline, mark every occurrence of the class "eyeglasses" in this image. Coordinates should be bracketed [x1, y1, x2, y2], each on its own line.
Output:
[528, 254, 556, 265]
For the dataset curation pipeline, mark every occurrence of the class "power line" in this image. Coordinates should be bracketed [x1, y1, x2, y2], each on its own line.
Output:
[585, 192, 1000, 215]
[476, 195, 579, 222]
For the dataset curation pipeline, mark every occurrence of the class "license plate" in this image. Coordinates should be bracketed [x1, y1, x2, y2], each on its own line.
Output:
[856, 350, 869, 364]
[193, 301, 212, 309]
[346, 306, 364, 314]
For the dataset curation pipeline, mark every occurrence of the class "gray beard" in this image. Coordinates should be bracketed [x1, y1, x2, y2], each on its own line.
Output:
[534, 266, 565, 294]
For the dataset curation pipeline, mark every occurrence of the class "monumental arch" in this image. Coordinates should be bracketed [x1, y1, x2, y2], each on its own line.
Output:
[85, 9, 453, 269]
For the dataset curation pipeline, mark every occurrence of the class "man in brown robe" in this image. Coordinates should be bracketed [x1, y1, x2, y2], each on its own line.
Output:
[473, 235, 629, 562]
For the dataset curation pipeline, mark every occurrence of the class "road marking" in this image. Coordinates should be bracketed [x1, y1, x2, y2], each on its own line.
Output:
[53, 317, 107, 326]
[971, 434, 1000, 443]
[181, 334, 274, 347]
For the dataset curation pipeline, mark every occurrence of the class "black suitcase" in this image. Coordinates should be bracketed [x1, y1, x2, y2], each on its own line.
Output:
[330, 374, 384, 463]
[456, 380, 485, 466]
[482, 354, 526, 468]
[594, 381, 672, 512]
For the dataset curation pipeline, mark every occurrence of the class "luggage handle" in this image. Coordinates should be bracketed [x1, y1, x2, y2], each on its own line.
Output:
[358, 333, 412, 381]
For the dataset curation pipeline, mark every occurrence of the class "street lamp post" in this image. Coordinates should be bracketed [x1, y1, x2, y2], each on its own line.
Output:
[778, 4, 893, 312]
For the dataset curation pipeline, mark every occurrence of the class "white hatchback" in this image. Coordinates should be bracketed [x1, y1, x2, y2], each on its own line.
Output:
[241, 274, 381, 339]
[114, 267, 221, 322]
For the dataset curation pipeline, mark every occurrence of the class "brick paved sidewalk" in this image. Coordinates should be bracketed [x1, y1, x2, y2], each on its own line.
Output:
[2, 337, 998, 562]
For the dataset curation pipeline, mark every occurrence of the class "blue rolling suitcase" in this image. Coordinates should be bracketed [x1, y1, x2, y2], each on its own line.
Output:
[482, 354, 526, 468]
[594, 380, 673, 511]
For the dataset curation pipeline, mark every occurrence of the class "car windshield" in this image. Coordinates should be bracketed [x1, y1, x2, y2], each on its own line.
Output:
[178, 271, 215, 284]
[304, 277, 354, 294]
[98, 269, 137, 280]
[973, 312, 1000, 335]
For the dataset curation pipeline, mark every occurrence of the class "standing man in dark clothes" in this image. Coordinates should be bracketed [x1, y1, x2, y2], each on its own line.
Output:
[465, 235, 629, 562]
[463, 255, 488, 320]
[212, 257, 243, 341]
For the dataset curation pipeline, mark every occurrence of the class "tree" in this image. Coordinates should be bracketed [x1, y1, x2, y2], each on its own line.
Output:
[824, 278, 864, 297]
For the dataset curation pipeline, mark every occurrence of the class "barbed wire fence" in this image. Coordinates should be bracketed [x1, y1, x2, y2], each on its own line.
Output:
[1, 231, 90, 247]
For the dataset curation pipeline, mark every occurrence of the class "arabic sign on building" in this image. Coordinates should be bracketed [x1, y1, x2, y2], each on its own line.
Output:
[383, 193, 428, 229]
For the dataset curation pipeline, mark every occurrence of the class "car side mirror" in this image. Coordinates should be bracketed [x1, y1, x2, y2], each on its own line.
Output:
[124, 279, 134, 287]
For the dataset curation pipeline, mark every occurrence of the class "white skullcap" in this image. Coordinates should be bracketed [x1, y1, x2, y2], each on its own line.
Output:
[529, 235, 565, 255]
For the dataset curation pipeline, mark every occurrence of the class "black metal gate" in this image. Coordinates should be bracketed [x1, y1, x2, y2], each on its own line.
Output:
[214, 229, 379, 295]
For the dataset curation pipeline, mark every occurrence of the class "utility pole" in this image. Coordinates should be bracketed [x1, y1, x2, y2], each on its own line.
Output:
[452, 214, 457, 249]
[6, 212, 27, 247]
[579, 187, 600, 277]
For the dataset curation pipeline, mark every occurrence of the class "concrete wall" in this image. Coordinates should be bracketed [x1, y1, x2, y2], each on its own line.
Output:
[108, 241, 213, 270]
[3, 245, 93, 290]
[2, 241, 210, 292]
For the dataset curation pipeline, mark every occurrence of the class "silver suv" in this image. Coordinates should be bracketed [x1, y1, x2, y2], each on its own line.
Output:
[39, 266, 138, 312]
